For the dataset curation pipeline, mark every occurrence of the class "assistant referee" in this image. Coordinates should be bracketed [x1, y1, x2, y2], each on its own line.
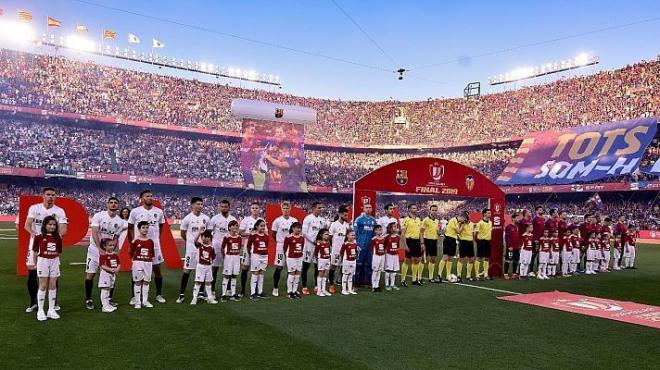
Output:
[456, 211, 475, 282]
[473, 208, 493, 280]
[401, 204, 423, 286]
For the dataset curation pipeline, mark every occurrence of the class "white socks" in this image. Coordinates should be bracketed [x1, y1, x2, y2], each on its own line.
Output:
[205, 284, 213, 299]
[251, 274, 259, 295]
[37, 289, 46, 313]
[371, 271, 381, 288]
[230, 278, 237, 296]
[133, 283, 142, 303]
[101, 289, 110, 308]
[141, 284, 150, 304]
[258, 274, 264, 295]
[222, 277, 229, 297]
[287, 274, 295, 293]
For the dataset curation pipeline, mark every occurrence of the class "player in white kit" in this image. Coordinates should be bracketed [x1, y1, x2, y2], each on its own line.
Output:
[176, 197, 210, 303]
[329, 205, 350, 292]
[301, 202, 329, 295]
[207, 199, 236, 295]
[84, 197, 125, 310]
[377, 203, 400, 236]
[128, 190, 167, 303]
[271, 201, 298, 297]
[238, 202, 267, 297]
[24, 187, 68, 313]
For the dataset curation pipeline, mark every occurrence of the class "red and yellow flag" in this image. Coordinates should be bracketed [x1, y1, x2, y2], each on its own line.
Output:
[17, 10, 33, 22]
[103, 29, 116, 40]
[76, 23, 88, 33]
[47, 16, 61, 27]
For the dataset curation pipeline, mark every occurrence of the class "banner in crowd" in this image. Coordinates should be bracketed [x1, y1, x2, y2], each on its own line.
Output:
[497, 117, 658, 185]
[232, 99, 315, 193]
[499, 291, 660, 329]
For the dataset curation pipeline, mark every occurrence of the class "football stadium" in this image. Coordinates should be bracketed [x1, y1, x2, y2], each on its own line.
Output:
[1, 1, 659, 368]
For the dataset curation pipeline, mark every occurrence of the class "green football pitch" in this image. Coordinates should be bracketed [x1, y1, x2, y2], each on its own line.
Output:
[1, 223, 659, 369]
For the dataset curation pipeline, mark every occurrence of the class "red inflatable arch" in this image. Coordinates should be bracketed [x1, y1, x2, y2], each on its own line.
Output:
[352, 157, 506, 277]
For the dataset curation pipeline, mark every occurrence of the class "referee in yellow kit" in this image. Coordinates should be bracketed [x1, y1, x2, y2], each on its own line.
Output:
[473, 208, 493, 280]
[401, 204, 423, 286]
[420, 204, 441, 283]
[456, 211, 475, 282]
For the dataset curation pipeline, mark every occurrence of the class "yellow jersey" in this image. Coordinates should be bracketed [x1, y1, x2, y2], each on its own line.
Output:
[445, 217, 461, 239]
[458, 221, 474, 241]
[402, 216, 422, 239]
[474, 219, 493, 241]
[421, 217, 439, 240]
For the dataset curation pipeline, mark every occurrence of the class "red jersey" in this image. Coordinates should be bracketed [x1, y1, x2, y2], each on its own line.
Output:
[518, 219, 529, 239]
[222, 235, 242, 255]
[579, 223, 591, 244]
[560, 235, 571, 252]
[569, 234, 580, 251]
[550, 236, 561, 252]
[558, 220, 568, 233]
[532, 216, 545, 240]
[588, 237, 598, 250]
[196, 242, 216, 265]
[248, 233, 269, 255]
[521, 233, 534, 251]
[385, 235, 401, 255]
[614, 222, 628, 247]
[545, 218, 559, 233]
[626, 231, 636, 246]
[100, 253, 119, 270]
[600, 239, 611, 251]
[314, 241, 331, 260]
[539, 236, 551, 252]
[370, 237, 386, 256]
[601, 225, 612, 236]
[32, 233, 62, 259]
[340, 242, 359, 261]
[505, 224, 521, 250]
[130, 238, 155, 262]
[284, 235, 305, 258]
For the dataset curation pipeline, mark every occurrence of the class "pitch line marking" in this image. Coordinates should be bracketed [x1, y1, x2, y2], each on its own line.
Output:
[454, 283, 523, 295]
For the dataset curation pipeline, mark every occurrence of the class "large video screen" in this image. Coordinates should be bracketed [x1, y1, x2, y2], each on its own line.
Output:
[240, 119, 306, 192]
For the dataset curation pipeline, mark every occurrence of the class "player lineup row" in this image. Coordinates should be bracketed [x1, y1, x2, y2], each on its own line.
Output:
[23, 188, 641, 321]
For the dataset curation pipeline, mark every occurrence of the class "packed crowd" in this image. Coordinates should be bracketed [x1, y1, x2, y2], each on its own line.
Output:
[1, 49, 657, 146]
[0, 119, 517, 188]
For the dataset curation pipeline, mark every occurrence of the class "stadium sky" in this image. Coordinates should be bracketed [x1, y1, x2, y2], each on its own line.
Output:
[5, 0, 660, 101]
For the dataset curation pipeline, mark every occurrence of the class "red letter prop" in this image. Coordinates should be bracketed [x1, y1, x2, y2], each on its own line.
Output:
[17, 195, 89, 276]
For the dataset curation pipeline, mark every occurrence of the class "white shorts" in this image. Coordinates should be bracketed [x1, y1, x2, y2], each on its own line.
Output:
[539, 251, 550, 264]
[287, 256, 303, 273]
[587, 249, 600, 261]
[184, 247, 198, 270]
[195, 264, 213, 283]
[385, 254, 400, 272]
[303, 245, 316, 264]
[342, 259, 356, 275]
[212, 242, 224, 267]
[562, 250, 573, 264]
[330, 251, 342, 266]
[572, 248, 581, 262]
[36, 257, 60, 278]
[85, 246, 100, 274]
[240, 248, 251, 268]
[132, 260, 153, 282]
[372, 254, 385, 272]
[26, 237, 37, 267]
[98, 270, 116, 288]
[317, 258, 331, 271]
[550, 251, 560, 264]
[274, 243, 286, 268]
[223, 254, 241, 276]
[520, 249, 533, 264]
[624, 245, 636, 258]
[602, 250, 611, 262]
[250, 254, 268, 272]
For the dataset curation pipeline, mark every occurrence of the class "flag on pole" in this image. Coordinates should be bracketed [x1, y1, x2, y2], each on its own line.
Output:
[47, 16, 61, 27]
[76, 23, 88, 33]
[587, 193, 603, 209]
[152, 38, 165, 48]
[17, 10, 33, 22]
[103, 30, 116, 40]
[128, 33, 140, 43]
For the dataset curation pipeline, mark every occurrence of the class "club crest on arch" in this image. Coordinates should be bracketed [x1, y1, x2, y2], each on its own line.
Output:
[465, 175, 475, 191]
[361, 196, 372, 205]
[396, 169, 408, 185]
[274, 108, 284, 118]
[429, 162, 444, 182]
